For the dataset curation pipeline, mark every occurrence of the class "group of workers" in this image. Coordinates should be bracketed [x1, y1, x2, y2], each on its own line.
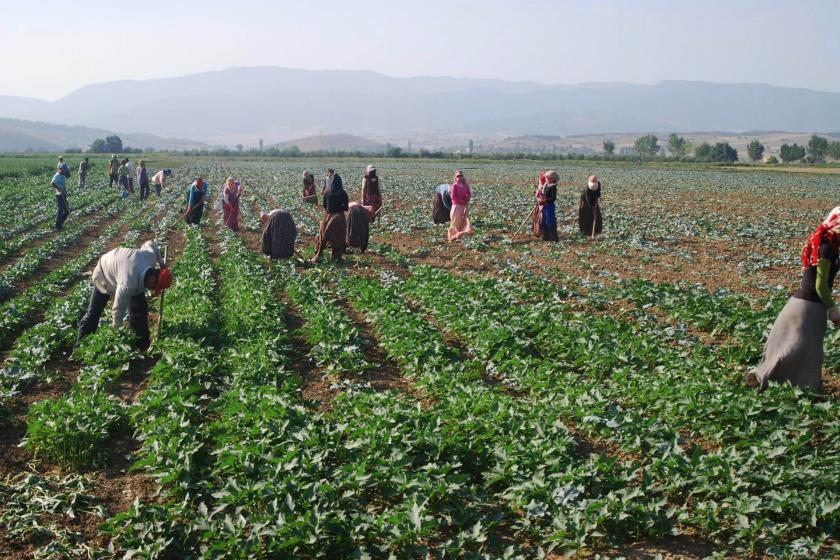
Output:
[57, 154, 838, 395]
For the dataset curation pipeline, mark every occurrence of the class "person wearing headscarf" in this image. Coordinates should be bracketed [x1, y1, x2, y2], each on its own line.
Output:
[535, 171, 558, 241]
[346, 202, 370, 253]
[312, 169, 348, 262]
[185, 177, 209, 225]
[302, 170, 317, 204]
[578, 174, 603, 238]
[260, 209, 297, 259]
[433, 183, 452, 224]
[447, 170, 473, 242]
[752, 207, 840, 392]
[361, 164, 383, 223]
[222, 177, 243, 232]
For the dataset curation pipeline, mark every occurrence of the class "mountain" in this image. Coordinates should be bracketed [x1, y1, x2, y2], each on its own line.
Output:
[2, 67, 839, 146]
[272, 133, 385, 152]
[0, 117, 209, 152]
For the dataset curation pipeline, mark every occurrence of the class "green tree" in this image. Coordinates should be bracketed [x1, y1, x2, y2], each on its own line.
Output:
[633, 134, 659, 158]
[766, 155, 779, 164]
[89, 138, 107, 153]
[807, 135, 829, 162]
[602, 139, 615, 155]
[780, 143, 806, 163]
[709, 142, 738, 162]
[668, 133, 688, 157]
[828, 140, 840, 160]
[747, 139, 765, 162]
[236, 144, 244, 153]
[104, 135, 123, 153]
[694, 142, 712, 160]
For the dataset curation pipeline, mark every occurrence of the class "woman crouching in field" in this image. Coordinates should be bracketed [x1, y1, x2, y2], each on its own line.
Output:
[447, 170, 473, 242]
[752, 207, 840, 392]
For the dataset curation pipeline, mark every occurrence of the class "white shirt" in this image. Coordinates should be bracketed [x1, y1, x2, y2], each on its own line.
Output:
[92, 241, 163, 327]
[125, 160, 136, 180]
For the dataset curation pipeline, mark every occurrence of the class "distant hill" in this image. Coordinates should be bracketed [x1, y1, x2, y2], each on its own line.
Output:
[271, 133, 385, 152]
[2, 67, 840, 146]
[0, 117, 209, 152]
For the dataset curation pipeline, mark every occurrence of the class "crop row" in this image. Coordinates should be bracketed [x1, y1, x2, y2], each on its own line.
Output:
[395, 264, 840, 555]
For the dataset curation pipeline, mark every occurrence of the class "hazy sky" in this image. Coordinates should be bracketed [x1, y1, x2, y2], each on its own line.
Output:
[2, 0, 839, 100]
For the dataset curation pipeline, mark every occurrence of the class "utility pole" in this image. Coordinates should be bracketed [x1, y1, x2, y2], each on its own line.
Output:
[259, 138, 263, 152]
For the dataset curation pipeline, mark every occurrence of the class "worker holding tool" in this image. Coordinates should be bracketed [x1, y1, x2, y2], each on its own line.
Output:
[77, 240, 172, 351]
[185, 177, 209, 224]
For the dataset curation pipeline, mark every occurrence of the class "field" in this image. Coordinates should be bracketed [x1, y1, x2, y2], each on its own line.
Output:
[0, 157, 839, 559]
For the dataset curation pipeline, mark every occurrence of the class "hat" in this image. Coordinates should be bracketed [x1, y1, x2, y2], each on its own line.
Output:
[154, 268, 173, 296]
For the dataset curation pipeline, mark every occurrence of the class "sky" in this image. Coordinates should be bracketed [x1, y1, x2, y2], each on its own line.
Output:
[2, 0, 839, 100]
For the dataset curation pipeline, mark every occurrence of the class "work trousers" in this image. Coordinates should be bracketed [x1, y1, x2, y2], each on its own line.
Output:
[55, 195, 69, 230]
[139, 181, 150, 201]
[77, 287, 151, 350]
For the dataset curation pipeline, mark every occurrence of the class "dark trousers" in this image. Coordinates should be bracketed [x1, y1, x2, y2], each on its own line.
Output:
[55, 195, 69, 230]
[109, 173, 118, 188]
[154, 184, 161, 197]
[139, 181, 150, 201]
[186, 203, 204, 225]
[541, 225, 558, 242]
[77, 288, 151, 350]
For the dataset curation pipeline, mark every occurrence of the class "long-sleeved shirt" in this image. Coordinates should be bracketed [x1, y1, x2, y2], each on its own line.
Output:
[450, 180, 471, 206]
[125, 161, 136, 180]
[137, 166, 149, 185]
[92, 241, 164, 327]
[50, 172, 67, 196]
[109, 159, 119, 175]
[188, 182, 209, 207]
[78, 161, 89, 176]
[436, 184, 452, 210]
[117, 164, 129, 178]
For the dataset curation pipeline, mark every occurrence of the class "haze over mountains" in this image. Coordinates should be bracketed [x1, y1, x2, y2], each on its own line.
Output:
[1, 66, 839, 151]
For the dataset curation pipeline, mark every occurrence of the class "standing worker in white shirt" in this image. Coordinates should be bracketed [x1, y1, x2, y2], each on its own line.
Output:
[76, 240, 173, 351]
[125, 158, 136, 194]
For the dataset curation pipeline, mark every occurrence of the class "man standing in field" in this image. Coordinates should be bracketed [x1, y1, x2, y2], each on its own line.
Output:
[125, 158, 136, 194]
[108, 154, 120, 188]
[117, 159, 130, 194]
[50, 168, 70, 231]
[77, 240, 172, 351]
[78, 157, 90, 188]
[137, 160, 150, 201]
[151, 168, 171, 197]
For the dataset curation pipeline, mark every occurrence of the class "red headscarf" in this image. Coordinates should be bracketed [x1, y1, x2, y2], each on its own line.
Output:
[802, 206, 840, 268]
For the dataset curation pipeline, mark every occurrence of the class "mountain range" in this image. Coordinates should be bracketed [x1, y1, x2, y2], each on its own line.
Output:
[1, 66, 839, 149]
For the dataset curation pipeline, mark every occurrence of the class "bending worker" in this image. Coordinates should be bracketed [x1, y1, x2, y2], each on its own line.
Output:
[77, 241, 173, 351]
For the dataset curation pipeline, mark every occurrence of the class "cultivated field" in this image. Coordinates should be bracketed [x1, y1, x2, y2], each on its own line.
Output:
[0, 158, 839, 559]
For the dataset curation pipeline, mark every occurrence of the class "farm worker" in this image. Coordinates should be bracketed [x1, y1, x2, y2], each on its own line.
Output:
[125, 158, 136, 193]
[447, 170, 473, 242]
[152, 168, 172, 197]
[57, 156, 71, 178]
[346, 202, 370, 253]
[108, 154, 120, 188]
[222, 177, 243, 232]
[137, 160, 150, 201]
[260, 209, 298, 259]
[50, 169, 70, 231]
[302, 170, 317, 204]
[751, 207, 840, 392]
[579, 175, 603, 238]
[117, 159, 131, 195]
[432, 183, 452, 224]
[185, 177, 209, 225]
[78, 157, 90, 189]
[312, 169, 348, 262]
[361, 164, 382, 223]
[535, 170, 559, 241]
[77, 240, 172, 352]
